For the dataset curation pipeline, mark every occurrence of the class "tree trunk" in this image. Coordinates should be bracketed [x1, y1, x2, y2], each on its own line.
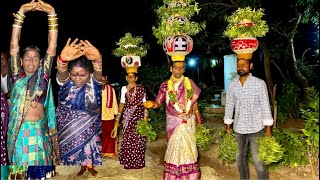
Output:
[260, 41, 278, 127]
[271, 61, 287, 80]
[289, 13, 309, 100]
[260, 41, 274, 102]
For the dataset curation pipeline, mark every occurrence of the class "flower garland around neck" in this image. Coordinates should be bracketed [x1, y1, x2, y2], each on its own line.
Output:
[167, 76, 194, 114]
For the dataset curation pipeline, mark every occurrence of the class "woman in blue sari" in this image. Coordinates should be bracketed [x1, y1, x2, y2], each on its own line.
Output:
[56, 38, 102, 176]
[7, 0, 59, 179]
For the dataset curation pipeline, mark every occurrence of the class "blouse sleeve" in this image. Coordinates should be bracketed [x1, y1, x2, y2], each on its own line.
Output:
[112, 88, 119, 115]
[120, 86, 127, 104]
[142, 87, 147, 103]
[155, 81, 167, 105]
[10, 54, 23, 84]
[38, 53, 54, 94]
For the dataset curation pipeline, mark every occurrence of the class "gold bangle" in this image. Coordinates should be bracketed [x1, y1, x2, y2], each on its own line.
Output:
[92, 61, 102, 71]
[48, 18, 58, 25]
[48, 25, 58, 31]
[48, 21, 58, 25]
[13, 18, 24, 26]
[17, 11, 25, 18]
[13, 11, 25, 21]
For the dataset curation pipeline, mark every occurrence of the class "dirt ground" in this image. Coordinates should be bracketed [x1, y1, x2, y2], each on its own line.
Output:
[51, 128, 317, 180]
[148, 133, 316, 180]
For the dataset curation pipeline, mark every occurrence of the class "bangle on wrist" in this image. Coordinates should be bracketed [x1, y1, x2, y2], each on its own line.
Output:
[152, 101, 157, 109]
[92, 60, 102, 71]
[17, 11, 25, 18]
[195, 112, 202, 123]
[58, 55, 67, 64]
[48, 14, 58, 31]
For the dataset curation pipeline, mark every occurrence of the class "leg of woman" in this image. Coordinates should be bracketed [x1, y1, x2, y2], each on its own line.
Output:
[76, 166, 87, 177]
[87, 165, 98, 176]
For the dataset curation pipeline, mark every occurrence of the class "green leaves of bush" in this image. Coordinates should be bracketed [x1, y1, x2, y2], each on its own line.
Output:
[218, 133, 238, 166]
[113, 32, 149, 57]
[152, 0, 206, 44]
[195, 125, 215, 151]
[223, 7, 269, 39]
[257, 136, 284, 165]
[136, 119, 157, 141]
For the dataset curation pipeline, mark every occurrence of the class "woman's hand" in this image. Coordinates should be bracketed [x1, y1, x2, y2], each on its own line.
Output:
[18, 0, 38, 14]
[143, 100, 154, 109]
[60, 38, 84, 61]
[80, 40, 102, 62]
[196, 122, 202, 128]
[36, 0, 55, 15]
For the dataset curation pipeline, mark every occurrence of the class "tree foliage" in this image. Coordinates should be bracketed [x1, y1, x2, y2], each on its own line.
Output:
[223, 7, 269, 39]
[152, 0, 206, 44]
[139, 64, 170, 98]
[113, 32, 149, 57]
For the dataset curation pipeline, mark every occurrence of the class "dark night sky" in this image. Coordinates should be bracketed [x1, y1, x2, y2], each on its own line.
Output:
[0, 0, 166, 83]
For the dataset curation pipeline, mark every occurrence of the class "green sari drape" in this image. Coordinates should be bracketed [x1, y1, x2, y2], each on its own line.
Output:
[7, 67, 58, 166]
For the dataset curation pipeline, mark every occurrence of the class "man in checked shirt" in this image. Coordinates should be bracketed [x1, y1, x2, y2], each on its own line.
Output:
[224, 58, 273, 180]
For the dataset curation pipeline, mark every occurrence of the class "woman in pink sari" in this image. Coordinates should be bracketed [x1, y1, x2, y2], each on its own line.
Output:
[145, 61, 203, 180]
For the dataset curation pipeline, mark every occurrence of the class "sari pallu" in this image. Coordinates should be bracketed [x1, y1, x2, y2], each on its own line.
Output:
[56, 76, 102, 166]
[7, 68, 58, 166]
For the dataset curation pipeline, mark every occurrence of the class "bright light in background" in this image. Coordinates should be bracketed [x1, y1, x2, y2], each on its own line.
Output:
[210, 58, 218, 68]
[188, 58, 196, 67]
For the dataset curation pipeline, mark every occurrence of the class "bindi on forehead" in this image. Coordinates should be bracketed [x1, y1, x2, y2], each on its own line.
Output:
[71, 66, 89, 74]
